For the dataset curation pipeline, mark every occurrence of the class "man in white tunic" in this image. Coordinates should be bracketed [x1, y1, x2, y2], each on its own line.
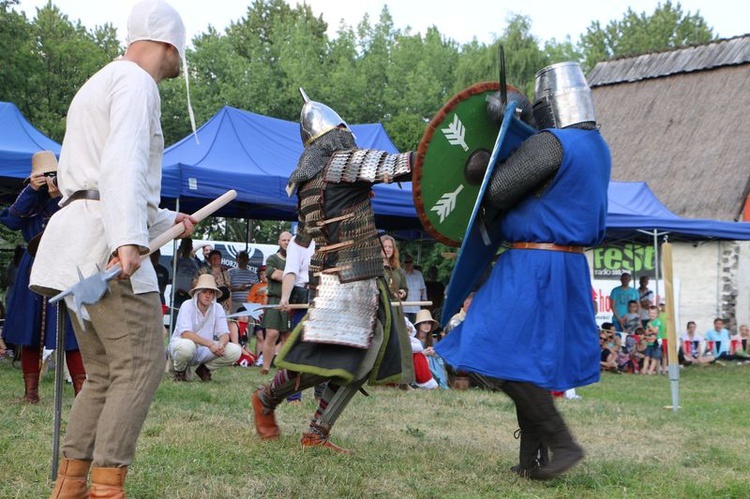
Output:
[31, 1, 196, 497]
[169, 274, 242, 381]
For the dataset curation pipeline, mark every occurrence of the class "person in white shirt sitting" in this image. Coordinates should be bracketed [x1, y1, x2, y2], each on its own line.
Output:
[169, 274, 241, 381]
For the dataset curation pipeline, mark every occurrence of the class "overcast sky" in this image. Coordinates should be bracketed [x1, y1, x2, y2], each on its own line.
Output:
[13, 0, 750, 47]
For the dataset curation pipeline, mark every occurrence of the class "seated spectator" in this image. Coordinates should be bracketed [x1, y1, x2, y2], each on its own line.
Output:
[705, 318, 736, 361]
[405, 318, 438, 390]
[414, 309, 448, 389]
[679, 321, 714, 366]
[169, 274, 242, 382]
[229, 307, 258, 368]
[736, 324, 750, 356]
[598, 323, 618, 373]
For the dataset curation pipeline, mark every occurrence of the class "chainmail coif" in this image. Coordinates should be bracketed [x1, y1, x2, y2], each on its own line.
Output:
[288, 128, 356, 187]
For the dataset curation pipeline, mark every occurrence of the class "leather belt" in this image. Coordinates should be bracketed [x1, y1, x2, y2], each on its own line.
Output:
[60, 189, 100, 208]
[511, 242, 584, 254]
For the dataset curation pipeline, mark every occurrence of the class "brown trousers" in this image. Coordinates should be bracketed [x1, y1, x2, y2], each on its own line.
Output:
[63, 280, 164, 467]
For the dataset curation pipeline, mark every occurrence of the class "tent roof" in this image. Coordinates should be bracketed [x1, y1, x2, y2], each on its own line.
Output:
[160, 106, 417, 228]
[0, 101, 61, 200]
[605, 181, 750, 243]
[589, 36, 750, 221]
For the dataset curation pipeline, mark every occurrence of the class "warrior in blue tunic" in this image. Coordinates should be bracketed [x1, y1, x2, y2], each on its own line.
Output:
[436, 62, 611, 480]
[0, 151, 85, 403]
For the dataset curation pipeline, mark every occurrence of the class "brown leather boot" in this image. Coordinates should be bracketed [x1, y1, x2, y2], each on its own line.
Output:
[20, 372, 41, 404]
[252, 388, 279, 440]
[72, 374, 87, 397]
[301, 423, 352, 454]
[89, 467, 127, 499]
[49, 458, 91, 499]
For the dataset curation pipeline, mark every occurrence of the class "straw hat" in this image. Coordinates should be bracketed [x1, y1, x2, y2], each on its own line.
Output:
[415, 309, 438, 329]
[189, 273, 221, 297]
[26, 151, 58, 182]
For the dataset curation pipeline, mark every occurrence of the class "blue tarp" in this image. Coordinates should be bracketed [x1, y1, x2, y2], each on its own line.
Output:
[160, 106, 417, 228]
[605, 182, 750, 242]
[0, 101, 61, 200]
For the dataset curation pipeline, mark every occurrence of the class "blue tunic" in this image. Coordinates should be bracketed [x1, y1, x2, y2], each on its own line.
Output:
[0, 186, 78, 350]
[436, 128, 611, 391]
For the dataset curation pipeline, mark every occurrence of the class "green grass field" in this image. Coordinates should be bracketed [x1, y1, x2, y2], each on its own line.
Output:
[1, 359, 749, 498]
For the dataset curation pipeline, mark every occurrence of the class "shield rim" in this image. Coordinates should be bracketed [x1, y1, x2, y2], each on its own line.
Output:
[414, 81, 528, 246]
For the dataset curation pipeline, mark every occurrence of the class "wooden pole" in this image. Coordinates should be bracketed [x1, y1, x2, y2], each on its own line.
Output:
[662, 242, 680, 411]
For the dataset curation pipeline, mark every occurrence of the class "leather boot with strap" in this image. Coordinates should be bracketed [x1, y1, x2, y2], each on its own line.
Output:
[50, 458, 91, 499]
[502, 381, 583, 480]
[89, 467, 127, 499]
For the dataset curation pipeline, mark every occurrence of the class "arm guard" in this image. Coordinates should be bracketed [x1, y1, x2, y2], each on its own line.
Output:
[324, 149, 413, 185]
[486, 131, 563, 212]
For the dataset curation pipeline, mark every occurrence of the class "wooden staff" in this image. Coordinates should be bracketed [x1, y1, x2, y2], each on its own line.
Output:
[662, 242, 680, 411]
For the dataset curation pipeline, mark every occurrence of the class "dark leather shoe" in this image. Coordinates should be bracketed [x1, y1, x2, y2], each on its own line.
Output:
[529, 443, 583, 480]
[195, 364, 212, 382]
[252, 389, 279, 440]
[173, 370, 187, 382]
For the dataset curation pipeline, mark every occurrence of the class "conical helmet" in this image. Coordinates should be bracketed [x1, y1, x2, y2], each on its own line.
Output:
[299, 88, 350, 146]
[532, 62, 596, 129]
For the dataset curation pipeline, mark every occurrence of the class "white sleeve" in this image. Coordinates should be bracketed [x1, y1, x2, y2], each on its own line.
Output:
[283, 239, 303, 278]
[173, 301, 194, 338]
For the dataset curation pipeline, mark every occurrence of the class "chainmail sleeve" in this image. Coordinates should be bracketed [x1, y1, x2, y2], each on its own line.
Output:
[486, 131, 563, 212]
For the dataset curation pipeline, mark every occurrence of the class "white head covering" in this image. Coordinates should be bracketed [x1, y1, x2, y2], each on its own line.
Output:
[127, 0, 198, 141]
[127, 0, 185, 58]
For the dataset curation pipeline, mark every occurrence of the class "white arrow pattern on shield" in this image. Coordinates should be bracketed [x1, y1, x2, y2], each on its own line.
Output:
[430, 184, 464, 223]
[441, 114, 469, 151]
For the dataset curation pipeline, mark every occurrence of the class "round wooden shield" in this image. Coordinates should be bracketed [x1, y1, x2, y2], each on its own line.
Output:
[413, 82, 502, 247]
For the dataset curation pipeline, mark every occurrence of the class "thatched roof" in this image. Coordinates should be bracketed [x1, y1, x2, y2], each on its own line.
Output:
[589, 35, 750, 220]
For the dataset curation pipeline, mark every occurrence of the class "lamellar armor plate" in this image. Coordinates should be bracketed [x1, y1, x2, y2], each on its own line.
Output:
[294, 147, 412, 348]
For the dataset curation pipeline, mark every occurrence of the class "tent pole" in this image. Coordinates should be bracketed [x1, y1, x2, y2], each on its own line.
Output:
[653, 229, 660, 301]
[169, 198, 180, 335]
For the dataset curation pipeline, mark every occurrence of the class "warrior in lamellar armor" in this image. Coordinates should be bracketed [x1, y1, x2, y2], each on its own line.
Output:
[251, 88, 414, 453]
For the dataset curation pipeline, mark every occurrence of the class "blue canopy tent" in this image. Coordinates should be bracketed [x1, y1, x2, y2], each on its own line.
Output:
[160, 106, 418, 229]
[605, 181, 750, 242]
[0, 101, 61, 202]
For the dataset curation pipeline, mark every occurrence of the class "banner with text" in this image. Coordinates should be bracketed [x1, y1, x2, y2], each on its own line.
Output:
[592, 243, 660, 280]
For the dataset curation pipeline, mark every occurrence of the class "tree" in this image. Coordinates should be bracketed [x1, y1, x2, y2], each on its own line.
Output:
[0, 2, 120, 142]
[0, 1, 36, 116]
[579, 1, 714, 71]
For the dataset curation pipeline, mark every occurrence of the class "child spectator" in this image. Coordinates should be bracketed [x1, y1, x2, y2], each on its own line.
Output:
[642, 306, 663, 374]
[623, 300, 641, 334]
